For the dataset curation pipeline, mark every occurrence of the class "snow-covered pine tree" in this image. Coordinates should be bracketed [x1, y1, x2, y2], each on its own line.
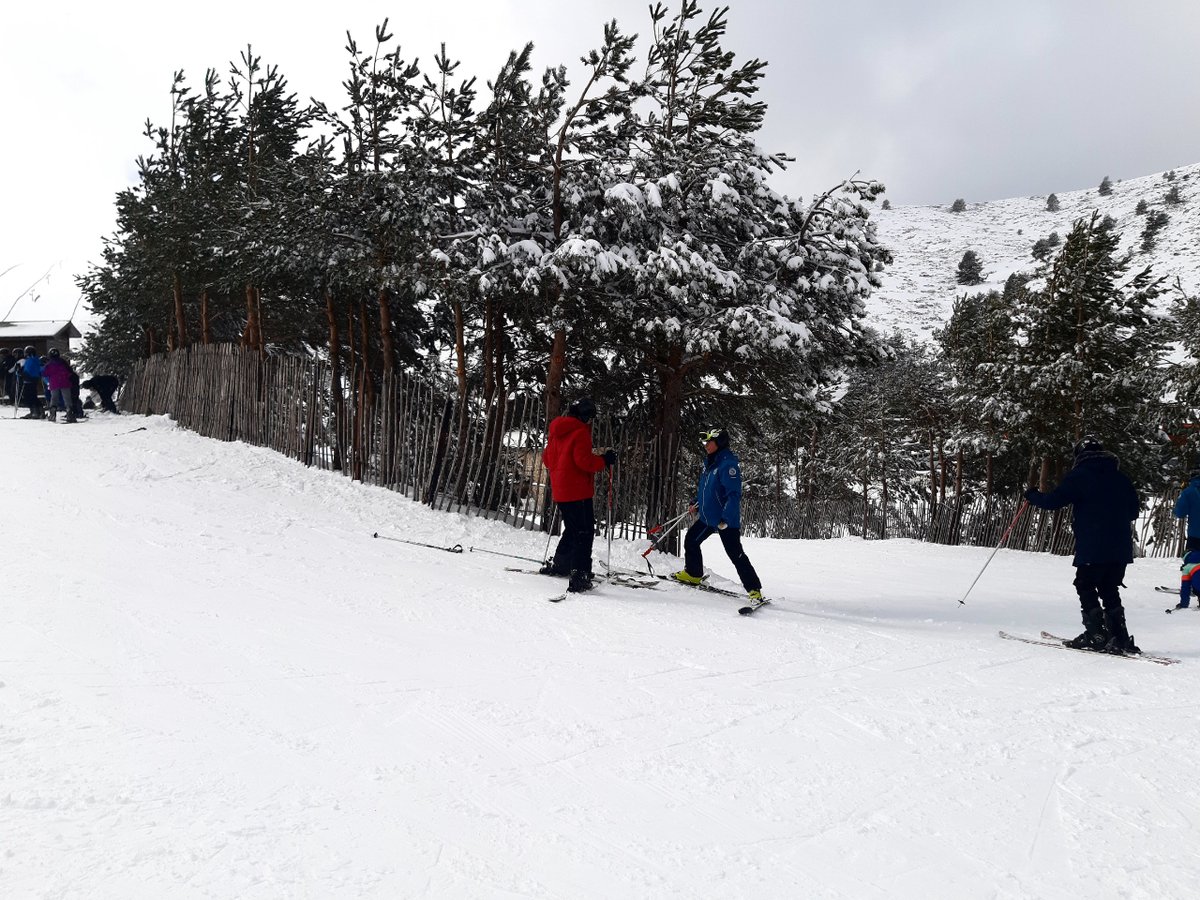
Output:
[568, 1, 888, 526]
[956, 250, 984, 285]
[1011, 212, 1167, 486]
[950, 198, 967, 212]
[1046, 193, 1060, 212]
[1098, 175, 1113, 196]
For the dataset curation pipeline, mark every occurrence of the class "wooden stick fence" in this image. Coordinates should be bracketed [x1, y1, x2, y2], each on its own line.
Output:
[122, 344, 1178, 559]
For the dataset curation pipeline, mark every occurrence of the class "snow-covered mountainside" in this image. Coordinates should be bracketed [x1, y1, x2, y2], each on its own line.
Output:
[871, 162, 1200, 339]
[5, 413, 1200, 897]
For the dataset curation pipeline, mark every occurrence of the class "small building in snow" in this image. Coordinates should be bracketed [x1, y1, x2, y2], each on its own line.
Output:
[0, 320, 82, 358]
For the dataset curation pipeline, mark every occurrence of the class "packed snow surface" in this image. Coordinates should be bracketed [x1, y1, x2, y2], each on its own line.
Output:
[4, 414, 1200, 898]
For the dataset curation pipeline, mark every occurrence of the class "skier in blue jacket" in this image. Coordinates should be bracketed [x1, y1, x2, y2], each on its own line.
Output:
[673, 427, 763, 601]
[1172, 467, 1200, 552]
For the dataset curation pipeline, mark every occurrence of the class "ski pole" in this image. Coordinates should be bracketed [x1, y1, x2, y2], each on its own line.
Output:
[467, 545, 545, 565]
[957, 500, 1028, 606]
[641, 509, 690, 559]
[373, 532, 463, 554]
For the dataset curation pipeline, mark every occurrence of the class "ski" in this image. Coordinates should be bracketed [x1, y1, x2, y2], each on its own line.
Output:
[1165, 605, 1198, 614]
[506, 567, 658, 590]
[997, 630, 1178, 665]
[1156, 585, 1182, 594]
[737, 598, 772, 616]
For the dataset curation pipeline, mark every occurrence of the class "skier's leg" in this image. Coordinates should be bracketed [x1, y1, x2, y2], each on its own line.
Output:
[549, 502, 579, 574]
[1066, 565, 1108, 649]
[1097, 563, 1136, 651]
[681, 520, 714, 578]
[717, 527, 762, 592]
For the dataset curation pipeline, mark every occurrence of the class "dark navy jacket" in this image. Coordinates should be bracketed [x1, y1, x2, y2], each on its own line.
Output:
[696, 447, 744, 530]
[1024, 451, 1139, 566]
[1173, 478, 1200, 539]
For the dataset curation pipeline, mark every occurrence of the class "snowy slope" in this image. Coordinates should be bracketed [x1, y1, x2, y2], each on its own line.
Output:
[872, 162, 1200, 339]
[3, 413, 1200, 899]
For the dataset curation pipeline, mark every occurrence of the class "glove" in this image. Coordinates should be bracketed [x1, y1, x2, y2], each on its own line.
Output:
[717, 521, 728, 531]
[602, 449, 617, 467]
[1023, 488, 1037, 503]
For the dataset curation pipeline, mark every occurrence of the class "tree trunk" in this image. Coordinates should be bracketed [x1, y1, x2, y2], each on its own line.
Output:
[325, 288, 344, 472]
[172, 271, 188, 349]
[200, 289, 212, 345]
[545, 326, 567, 422]
[377, 286, 395, 373]
[650, 346, 685, 541]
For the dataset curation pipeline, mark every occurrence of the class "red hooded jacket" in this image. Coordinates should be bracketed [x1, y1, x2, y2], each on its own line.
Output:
[544, 415, 606, 502]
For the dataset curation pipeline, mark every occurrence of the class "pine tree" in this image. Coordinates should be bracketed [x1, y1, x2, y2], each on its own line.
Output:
[1011, 212, 1166, 483]
[1165, 185, 1183, 205]
[956, 250, 984, 285]
[1135, 198, 1148, 215]
[1031, 238, 1052, 261]
[950, 198, 966, 212]
[881, 198, 891, 210]
[1046, 193, 1060, 212]
[1141, 210, 1169, 252]
[1098, 175, 1113, 196]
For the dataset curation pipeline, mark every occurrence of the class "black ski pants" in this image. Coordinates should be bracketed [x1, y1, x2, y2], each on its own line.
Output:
[1074, 562, 1130, 640]
[683, 520, 761, 592]
[551, 498, 595, 577]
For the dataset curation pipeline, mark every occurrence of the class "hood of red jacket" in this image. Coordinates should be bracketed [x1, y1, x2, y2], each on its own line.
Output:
[549, 415, 588, 440]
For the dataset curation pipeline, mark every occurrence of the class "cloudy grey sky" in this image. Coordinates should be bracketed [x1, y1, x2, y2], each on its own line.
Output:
[2, 0, 1198, 322]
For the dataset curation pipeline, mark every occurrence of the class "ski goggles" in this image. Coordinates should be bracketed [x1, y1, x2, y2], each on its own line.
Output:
[700, 428, 724, 444]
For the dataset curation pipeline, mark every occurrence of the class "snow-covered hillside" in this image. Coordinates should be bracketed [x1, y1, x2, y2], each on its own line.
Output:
[4, 413, 1200, 897]
[872, 162, 1200, 339]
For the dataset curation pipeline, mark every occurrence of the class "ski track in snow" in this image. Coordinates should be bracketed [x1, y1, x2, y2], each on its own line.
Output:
[3, 414, 1200, 898]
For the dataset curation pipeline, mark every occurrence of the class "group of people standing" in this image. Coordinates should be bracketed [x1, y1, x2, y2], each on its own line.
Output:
[540, 396, 763, 601]
[2, 346, 121, 421]
[541, 398, 1173, 659]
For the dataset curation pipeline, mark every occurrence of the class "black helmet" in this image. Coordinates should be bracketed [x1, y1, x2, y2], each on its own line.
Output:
[568, 396, 596, 424]
[49, 348, 60, 358]
[23, 345, 34, 355]
[1073, 436, 1104, 459]
[701, 427, 731, 451]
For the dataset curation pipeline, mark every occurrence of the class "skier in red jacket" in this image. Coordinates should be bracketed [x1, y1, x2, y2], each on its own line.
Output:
[541, 397, 616, 593]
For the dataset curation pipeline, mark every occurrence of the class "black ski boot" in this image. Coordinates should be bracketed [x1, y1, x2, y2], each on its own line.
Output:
[1102, 606, 1139, 655]
[567, 570, 594, 593]
[538, 563, 568, 577]
[1063, 607, 1109, 651]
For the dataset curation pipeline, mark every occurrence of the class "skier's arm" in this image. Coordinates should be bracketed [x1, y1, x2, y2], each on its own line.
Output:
[1174, 490, 1188, 519]
[570, 432, 606, 474]
[718, 464, 743, 527]
[1024, 472, 1078, 511]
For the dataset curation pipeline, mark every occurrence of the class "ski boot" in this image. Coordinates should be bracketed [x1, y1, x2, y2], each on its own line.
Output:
[567, 570, 594, 593]
[1104, 634, 1141, 655]
[747, 589, 764, 601]
[538, 562, 568, 577]
[1063, 607, 1108, 651]
[671, 569, 704, 586]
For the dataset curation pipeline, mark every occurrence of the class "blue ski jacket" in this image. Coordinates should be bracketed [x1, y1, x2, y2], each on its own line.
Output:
[1173, 478, 1200, 539]
[695, 447, 744, 530]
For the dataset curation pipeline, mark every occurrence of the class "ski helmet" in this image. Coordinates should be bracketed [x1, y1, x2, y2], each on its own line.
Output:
[701, 427, 730, 450]
[1072, 436, 1104, 459]
[568, 396, 596, 424]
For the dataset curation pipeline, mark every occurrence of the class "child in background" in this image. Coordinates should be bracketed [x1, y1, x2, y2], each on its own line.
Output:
[1168, 548, 1200, 613]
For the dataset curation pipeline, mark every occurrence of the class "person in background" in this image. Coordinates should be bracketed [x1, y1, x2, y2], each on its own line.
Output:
[1172, 466, 1200, 552]
[1024, 437, 1141, 654]
[43, 349, 76, 423]
[18, 347, 44, 420]
[673, 427, 764, 603]
[541, 396, 616, 594]
[80, 374, 121, 413]
[1, 348, 14, 403]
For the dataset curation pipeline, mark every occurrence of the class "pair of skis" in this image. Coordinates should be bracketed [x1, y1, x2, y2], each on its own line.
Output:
[998, 630, 1179, 665]
[509, 565, 770, 614]
[1154, 584, 1199, 613]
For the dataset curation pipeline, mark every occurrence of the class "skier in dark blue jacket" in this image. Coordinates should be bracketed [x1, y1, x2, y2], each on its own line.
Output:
[1172, 467, 1200, 552]
[672, 427, 763, 601]
[1024, 437, 1141, 654]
